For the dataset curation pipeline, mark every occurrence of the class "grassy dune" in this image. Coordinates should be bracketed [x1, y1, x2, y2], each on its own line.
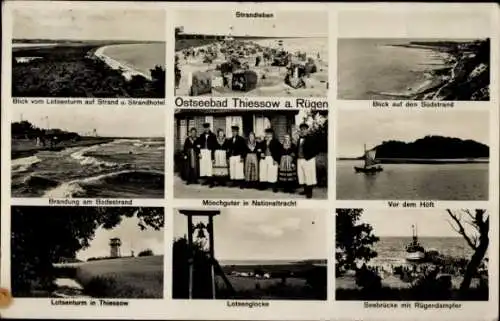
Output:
[75, 256, 163, 298]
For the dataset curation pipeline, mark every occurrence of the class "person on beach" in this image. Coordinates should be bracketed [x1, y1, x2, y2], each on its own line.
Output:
[244, 132, 260, 188]
[196, 123, 216, 186]
[226, 125, 246, 188]
[212, 129, 229, 186]
[278, 134, 297, 193]
[182, 128, 200, 185]
[259, 128, 282, 192]
[296, 123, 318, 199]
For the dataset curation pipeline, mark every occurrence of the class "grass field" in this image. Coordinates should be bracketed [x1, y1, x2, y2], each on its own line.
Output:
[74, 255, 163, 298]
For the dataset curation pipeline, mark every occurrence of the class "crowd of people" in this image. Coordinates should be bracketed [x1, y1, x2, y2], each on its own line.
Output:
[181, 122, 319, 198]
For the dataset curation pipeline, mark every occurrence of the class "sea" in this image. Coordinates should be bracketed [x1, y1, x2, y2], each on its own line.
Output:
[336, 160, 488, 200]
[11, 138, 164, 198]
[338, 39, 448, 100]
[101, 43, 166, 77]
[370, 237, 474, 266]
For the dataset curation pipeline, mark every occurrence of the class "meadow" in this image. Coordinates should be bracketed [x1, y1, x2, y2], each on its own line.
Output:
[71, 255, 163, 298]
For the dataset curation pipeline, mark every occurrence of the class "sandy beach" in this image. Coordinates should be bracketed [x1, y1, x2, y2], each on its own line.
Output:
[175, 38, 328, 97]
[95, 45, 151, 81]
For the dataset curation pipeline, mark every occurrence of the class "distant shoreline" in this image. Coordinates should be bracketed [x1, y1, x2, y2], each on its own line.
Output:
[337, 158, 489, 164]
[11, 138, 115, 160]
[94, 45, 152, 80]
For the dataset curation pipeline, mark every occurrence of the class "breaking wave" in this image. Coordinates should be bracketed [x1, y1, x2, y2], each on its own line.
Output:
[42, 169, 164, 198]
[11, 155, 41, 173]
[70, 146, 118, 167]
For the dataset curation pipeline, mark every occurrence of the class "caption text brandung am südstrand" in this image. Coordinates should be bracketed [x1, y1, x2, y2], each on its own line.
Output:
[48, 198, 133, 206]
[388, 201, 435, 208]
[51, 298, 128, 307]
[202, 199, 297, 208]
[174, 97, 328, 109]
[372, 100, 454, 108]
[364, 301, 462, 310]
[12, 97, 165, 106]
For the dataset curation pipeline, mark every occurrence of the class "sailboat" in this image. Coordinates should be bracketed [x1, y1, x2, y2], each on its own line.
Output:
[354, 144, 383, 173]
[405, 224, 426, 262]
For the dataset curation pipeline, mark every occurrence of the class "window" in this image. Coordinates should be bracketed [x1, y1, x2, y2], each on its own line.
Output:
[254, 115, 271, 139]
[225, 116, 243, 137]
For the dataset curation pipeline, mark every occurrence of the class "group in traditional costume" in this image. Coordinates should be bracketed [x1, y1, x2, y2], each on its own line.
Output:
[181, 123, 319, 198]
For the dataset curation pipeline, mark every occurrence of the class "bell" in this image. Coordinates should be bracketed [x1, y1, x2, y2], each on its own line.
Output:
[196, 229, 206, 239]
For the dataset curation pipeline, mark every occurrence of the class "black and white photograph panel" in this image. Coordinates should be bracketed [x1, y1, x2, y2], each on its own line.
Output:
[12, 7, 166, 98]
[11, 105, 165, 198]
[11, 206, 164, 299]
[335, 208, 489, 301]
[174, 109, 328, 199]
[174, 10, 328, 97]
[336, 109, 489, 200]
[338, 38, 490, 101]
[172, 208, 327, 300]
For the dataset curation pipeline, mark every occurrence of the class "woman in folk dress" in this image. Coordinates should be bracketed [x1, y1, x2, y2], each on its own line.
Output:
[278, 134, 297, 193]
[212, 129, 229, 187]
[182, 127, 200, 184]
[244, 132, 260, 188]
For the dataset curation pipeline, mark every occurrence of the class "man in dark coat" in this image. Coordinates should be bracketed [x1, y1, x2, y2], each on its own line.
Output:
[296, 123, 318, 198]
[259, 128, 282, 192]
[226, 125, 247, 188]
[195, 122, 217, 186]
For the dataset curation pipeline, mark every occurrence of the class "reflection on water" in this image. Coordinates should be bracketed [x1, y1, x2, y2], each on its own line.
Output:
[337, 160, 488, 200]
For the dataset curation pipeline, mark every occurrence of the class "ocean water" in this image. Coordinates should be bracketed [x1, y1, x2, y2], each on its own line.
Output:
[370, 237, 474, 266]
[338, 39, 447, 100]
[102, 43, 166, 76]
[336, 160, 488, 200]
[11, 138, 164, 198]
[254, 37, 328, 62]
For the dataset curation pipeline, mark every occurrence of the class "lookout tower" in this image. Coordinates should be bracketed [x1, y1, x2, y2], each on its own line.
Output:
[109, 238, 122, 258]
[179, 210, 234, 299]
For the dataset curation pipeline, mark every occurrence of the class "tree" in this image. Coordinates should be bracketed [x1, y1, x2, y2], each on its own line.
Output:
[11, 206, 163, 296]
[446, 209, 489, 293]
[335, 209, 379, 275]
[138, 249, 154, 257]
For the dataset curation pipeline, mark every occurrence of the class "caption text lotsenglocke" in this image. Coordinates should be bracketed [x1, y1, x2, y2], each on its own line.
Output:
[13, 97, 165, 107]
[372, 100, 455, 108]
[227, 300, 270, 308]
[175, 97, 328, 109]
[364, 301, 462, 310]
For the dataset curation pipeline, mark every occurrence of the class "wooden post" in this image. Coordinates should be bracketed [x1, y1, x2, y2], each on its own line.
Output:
[187, 214, 194, 299]
[208, 215, 216, 299]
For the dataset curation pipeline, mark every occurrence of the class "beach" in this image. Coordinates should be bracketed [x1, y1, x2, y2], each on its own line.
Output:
[338, 39, 489, 101]
[175, 37, 328, 97]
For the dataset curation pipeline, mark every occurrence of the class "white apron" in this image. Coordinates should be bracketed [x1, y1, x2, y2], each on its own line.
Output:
[229, 156, 245, 180]
[259, 156, 278, 183]
[199, 149, 213, 177]
[297, 157, 317, 186]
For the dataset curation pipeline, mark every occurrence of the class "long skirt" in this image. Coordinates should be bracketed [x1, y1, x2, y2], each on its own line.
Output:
[183, 148, 199, 182]
[244, 153, 259, 182]
[229, 155, 245, 180]
[199, 149, 213, 177]
[297, 157, 317, 186]
[278, 155, 297, 183]
[213, 150, 228, 177]
[259, 156, 278, 183]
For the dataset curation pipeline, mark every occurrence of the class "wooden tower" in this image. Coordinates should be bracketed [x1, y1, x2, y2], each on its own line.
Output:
[109, 237, 122, 258]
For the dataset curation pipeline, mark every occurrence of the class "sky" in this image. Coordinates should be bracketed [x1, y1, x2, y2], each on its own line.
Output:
[176, 10, 327, 38]
[354, 208, 485, 238]
[337, 110, 489, 157]
[338, 9, 491, 38]
[13, 8, 165, 41]
[12, 105, 165, 137]
[77, 215, 164, 261]
[174, 208, 326, 261]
